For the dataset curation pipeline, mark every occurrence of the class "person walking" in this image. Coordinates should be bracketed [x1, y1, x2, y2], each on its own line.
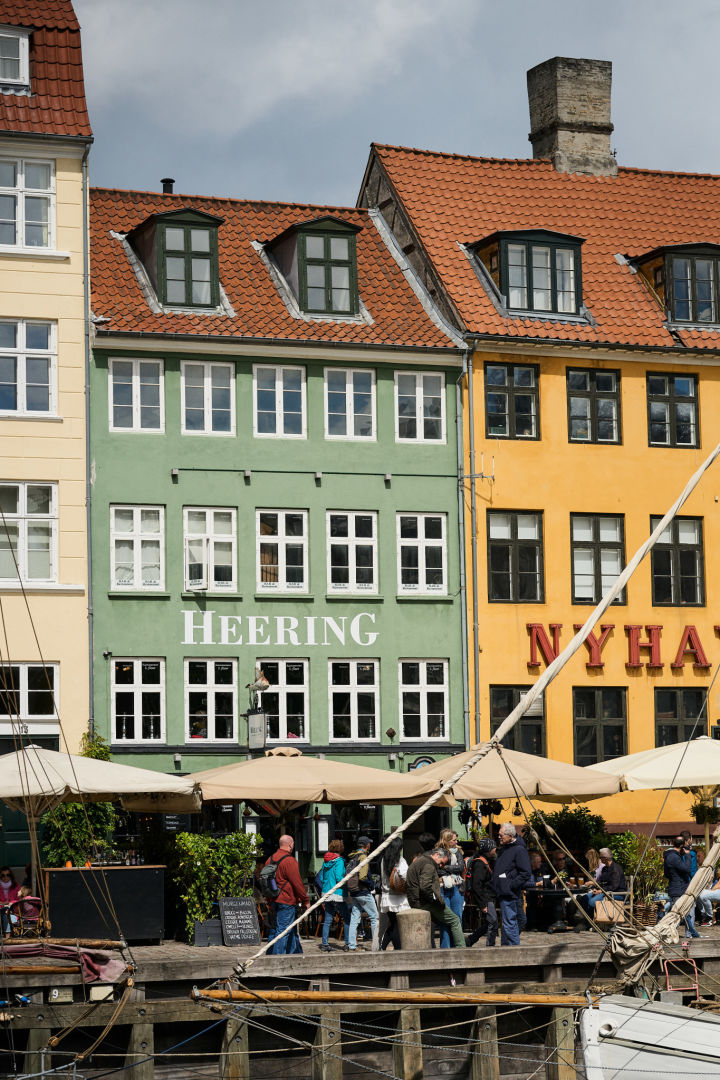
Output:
[406, 847, 466, 949]
[466, 837, 498, 947]
[378, 835, 410, 950]
[318, 839, 347, 952]
[437, 828, 465, 948]
[664, 835, 700, 939]
[263, 834, 309, 955]
[492, 823, 532, 946]
[344, 836, 379, 952]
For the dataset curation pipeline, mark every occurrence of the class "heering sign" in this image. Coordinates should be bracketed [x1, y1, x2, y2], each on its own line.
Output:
[182, 609, 379, 647]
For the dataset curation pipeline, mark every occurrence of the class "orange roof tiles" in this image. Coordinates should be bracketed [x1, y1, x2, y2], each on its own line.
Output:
[372, 144, 720, 351]
[90, 189, 458, 352]
[0, 1, 91, 138]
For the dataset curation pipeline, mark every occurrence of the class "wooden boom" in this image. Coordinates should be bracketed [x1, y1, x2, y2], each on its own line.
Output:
[193, 988, 596, 1007]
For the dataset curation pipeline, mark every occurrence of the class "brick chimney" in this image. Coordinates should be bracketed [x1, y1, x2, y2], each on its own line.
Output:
[527, 57, 617, 177]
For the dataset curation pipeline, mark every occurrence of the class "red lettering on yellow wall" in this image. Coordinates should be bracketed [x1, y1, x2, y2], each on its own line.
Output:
[574, 624, 614, 670]
[527, 624, 562, 669]
[625, 624, 663, 669]
[671, 625, 711, 670]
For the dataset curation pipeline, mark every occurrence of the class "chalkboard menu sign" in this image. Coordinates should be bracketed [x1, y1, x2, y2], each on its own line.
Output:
[219, 897, 261, 946]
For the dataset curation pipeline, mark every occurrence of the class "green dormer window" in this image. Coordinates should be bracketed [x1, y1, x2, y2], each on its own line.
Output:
[268, 216, 361, 318]
[472, 230, 584, 316]
[127, 208, 223, 311]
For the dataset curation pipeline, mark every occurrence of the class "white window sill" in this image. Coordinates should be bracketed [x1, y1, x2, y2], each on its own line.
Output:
[0, 582, 84, 594]
[185, 739, 238, 745]
[254, 591, 311, 600]
[112, 740, 166, 746]
[0, 248, 70, 261]
[396, 593, 451, 602]
[0, 413, 62, 422]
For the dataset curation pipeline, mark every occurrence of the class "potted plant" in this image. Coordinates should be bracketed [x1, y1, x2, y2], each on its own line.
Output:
[608, 830, 665, 925]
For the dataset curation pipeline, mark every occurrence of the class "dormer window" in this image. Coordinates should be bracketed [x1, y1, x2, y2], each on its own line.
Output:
[635, 244, 720, 326]
[0, 27, 29, 89]
[473, 230, 584, 316]
[127, 208, 222, 311]
[267, 217, 360, 318]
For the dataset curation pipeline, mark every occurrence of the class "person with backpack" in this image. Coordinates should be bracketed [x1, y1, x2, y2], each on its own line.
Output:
[378, 835, 410, 950]
[317, 839, 347, 952]
[466, 837, 498, 947]
[343, 835, 379, 952]
[260, 834, 309, 955]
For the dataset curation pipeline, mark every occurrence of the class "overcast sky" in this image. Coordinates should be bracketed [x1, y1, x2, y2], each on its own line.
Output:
[73, 0, 720, 207]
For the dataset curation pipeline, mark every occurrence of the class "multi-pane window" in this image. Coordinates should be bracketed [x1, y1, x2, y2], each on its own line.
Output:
[646, 373, 698, 447]
[0, 321, 55, 416]
[109, 358, 163, 431]
[181, 361, 233, 434]
[299, 231, 358, 315]
[161, 224, 218, 308]
[399, 660, 448, 741]
[669, 254, 720, 323]
[110, 506, 164, 591]
[0, 158, 53, 249]
[185, 659, 236, 741]
[570, 514, 625, 604]
[184, 508, 236, 592]
[324, 368, 375, 439]
[650, 516, 704, 605]
[327, 512, 377, 593]
[566, 369, 620, 443]
[259, 659, 308, 741]
[112, 659, 164, 743]
[0, 482, 56, 583]
[0, 663, 57, 725]
[655, 688, 707, 746]
[253, 365, 305, 437]
[573, 687, 627, 766]
[487, 511, 543, 602]
[329, 660, 379, 741]
[485, 363, 539, 439]
[489, 686, 545, 755]
[395, 371, 445, 443]
[257, 510, 307, 592]
[0, 31, 29, 87]
[501, 237, 580, 314]
[397, 513, 447, 595]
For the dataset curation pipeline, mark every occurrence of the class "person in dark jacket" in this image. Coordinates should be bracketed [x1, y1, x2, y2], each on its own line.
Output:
[344, 836, 378, 952]
[491, 823, 532, 946]
[466, 837, 498, 946]
[584, 848, 627, 916]
[405, 848, 466, 948]
[664, 835, 700, 939]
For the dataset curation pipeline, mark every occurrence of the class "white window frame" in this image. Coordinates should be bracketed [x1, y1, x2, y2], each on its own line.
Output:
[398, 659, 448, 742]
[396, 512, 447, 595]
[253, 364, 306, 439]
[324, 367, 376, 440]
[0, 319, 56, 416]
[394, 370, 446, 444]
[184, 658, 237, 743]
[183, 507, 237, 592]
[108, 357, 164, 433]
[0, 27, 29, 88]
[110, 505, 165, 592]
[0, 481, 57, 583]
[256, 509, 308, 593]
[0, 155, 55, 251]
[329, 659, 379, 743]
[111, 658, 165, 744]
[326, 511, 378, 594]
[258, 658, 309, 742]
[0, 661, 58, 733]
[180, 360, 235, 436]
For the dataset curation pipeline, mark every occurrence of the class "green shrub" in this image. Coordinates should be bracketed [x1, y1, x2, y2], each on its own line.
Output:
[527, 804, 609, 855]
[40, 732, 118, 867]
[608, 830, 665, 904]
[173, 831, 261, 940]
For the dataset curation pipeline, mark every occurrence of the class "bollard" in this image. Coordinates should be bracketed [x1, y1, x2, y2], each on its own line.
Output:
[398, 908, 431, 950]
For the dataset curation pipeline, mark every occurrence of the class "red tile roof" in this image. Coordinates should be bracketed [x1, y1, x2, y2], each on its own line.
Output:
[0, 1, 91, 138]
[89, 188, 459, 352]
[371, 144, 720, 351]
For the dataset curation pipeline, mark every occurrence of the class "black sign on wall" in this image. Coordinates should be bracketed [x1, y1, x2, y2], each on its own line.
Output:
[219, 897, 261, 946]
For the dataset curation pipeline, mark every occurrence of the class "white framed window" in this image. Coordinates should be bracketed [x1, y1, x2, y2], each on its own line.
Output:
[0, 320, 55, 416]
[253, 364, 306, 437]
[0, 662, 57, 730]
[0, 482, 56, 583]
[324, 368, 375, 439]
[258, 659, 308, 741]
[110, 506, 164, 592]
[397, 513, 447, 594]
[183, 507, 236, 592]
[257, 510, 308, 592]
[329, 660, 379, 741]
[395, 371, 445, 443]
[0, 28, 29, 88]
[0, 157, 54, 250]
[181, 360, 234, 435]
[109, 358, 164, 432]
[327, 511, 377, 594]
[399, 659, 448, 741]
[112, 658, 165, 743]
[185, 658, 236, 742]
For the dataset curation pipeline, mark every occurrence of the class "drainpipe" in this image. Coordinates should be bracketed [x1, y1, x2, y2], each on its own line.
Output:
[456, 357, 470, 751]
[466, 349, 481, 746]
[82, 144, 94, 738]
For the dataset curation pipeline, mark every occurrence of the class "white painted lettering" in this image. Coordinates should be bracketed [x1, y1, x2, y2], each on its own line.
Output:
[247, 615, 270, 646]
[305, 616, 317, 646]
[351, 612, 378, 647]
[275, 615, 300, 646]
[322, 616, 346, 646]
[182, 609, 216, 645]
[219, 614, 242, 646]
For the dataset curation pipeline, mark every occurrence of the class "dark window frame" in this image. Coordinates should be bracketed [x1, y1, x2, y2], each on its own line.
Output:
[572, 686, 627, 766]
[667, 250, 720, 324]
[566, 367, 622, 444]
[650, 514, 705, 607]
[498, 232, 583, 316]
[646, 372, 699, 448]
[569, 512, 626, 606]
[487, 510, 544, 604]
[489, 685, 546, 755]
[298, 229, 359, 316]
[484, 362, 540, 440]
[654, 687, 708, 746]
[158, 221, 219, 310]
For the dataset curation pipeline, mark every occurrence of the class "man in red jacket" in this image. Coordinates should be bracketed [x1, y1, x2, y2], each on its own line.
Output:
[266, 834, 309, 955]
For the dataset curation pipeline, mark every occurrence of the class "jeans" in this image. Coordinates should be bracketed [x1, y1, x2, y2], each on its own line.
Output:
[698, 890, 720, 921]
[417, 901, 466, 948]
[499, 898, 520, 945]
[665, 897, 700, 938]
[270, 902, 303, 955]
[347, 893, 379, 950]
[439, 884, 465, 948]
[322, 901, 348, 947]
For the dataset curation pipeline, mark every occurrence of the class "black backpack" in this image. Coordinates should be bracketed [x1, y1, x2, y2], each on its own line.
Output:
[259, 853, 291, 900]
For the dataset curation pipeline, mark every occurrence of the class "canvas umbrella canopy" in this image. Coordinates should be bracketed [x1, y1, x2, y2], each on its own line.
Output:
[190, 746, 454, 814]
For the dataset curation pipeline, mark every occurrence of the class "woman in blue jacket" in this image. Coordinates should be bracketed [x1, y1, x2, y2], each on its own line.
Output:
[318, 839, 347, 951]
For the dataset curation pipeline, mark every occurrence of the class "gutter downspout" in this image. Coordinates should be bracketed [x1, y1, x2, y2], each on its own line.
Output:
[466, 349, 481, 746]
[82, 144, 94, 738]
[456, 353, 470, 752]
